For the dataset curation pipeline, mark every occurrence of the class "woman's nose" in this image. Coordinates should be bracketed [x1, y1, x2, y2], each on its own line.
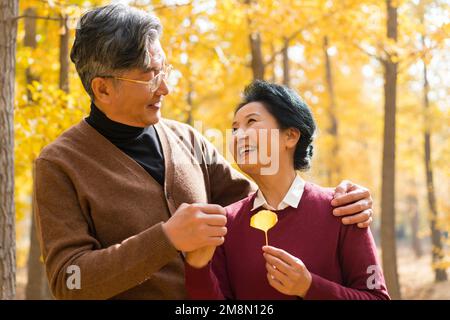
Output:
[234, 128, 247, 139]
[235, 131, 252, 149]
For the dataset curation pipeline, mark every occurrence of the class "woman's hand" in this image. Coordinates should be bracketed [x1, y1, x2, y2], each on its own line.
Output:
[262, 246, 312, 298]
[185, 246, 217, 269]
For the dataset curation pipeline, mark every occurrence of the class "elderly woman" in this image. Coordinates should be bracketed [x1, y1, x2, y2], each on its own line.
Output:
[185, 81, 390, 300]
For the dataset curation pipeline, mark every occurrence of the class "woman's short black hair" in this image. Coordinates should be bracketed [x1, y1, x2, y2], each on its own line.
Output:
[236, 80, 316, 171]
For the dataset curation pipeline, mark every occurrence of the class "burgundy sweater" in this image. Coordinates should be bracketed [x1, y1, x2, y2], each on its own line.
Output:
[185, 182, 390, 300]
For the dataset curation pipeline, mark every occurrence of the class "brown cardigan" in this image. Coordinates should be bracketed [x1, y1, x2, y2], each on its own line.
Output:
[34, 118, 254, 300]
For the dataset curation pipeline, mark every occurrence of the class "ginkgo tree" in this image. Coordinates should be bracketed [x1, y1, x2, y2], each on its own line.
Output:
[9, 0, 450, 300]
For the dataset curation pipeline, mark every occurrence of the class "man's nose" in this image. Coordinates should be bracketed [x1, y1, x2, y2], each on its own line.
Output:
[155, 78, 169, 96]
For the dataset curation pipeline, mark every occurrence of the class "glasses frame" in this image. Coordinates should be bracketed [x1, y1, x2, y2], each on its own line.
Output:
[101, 64, 173, 93]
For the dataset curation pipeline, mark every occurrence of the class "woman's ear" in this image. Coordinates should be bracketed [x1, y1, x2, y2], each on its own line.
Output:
[91, 77, 114, 104]
[285, 128, 301, 149]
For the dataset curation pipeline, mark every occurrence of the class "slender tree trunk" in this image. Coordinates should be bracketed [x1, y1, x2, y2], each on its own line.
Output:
[406, 193, 423, 258]
[26, 215, 51, 299]
[270, 43, 276, 82]
[186, 79, 194, 126]
[282, 37, 290, 86]
[421, 31, 448, 282]
[24, 8, 39, 100]
[245, 0, 264, 80]
[26, 162, 52, 299]
[380, 0, 401, 299]
[23, 7, 52, 300]
[59, 14, 70, 93]
[249, 32, 265, 80]
[0, 0, 18, 300]
[323, 35, 340, 186]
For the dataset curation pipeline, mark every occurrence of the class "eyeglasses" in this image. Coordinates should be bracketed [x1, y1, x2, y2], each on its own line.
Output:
[102, 64, 173, 93]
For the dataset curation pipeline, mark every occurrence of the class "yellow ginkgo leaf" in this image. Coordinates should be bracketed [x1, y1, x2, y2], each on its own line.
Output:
[251, 210, 278, 232]
[250, 210, 278, 246]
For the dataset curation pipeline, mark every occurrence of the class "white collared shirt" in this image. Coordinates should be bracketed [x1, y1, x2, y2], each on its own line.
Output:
[252, 174, 305, 211]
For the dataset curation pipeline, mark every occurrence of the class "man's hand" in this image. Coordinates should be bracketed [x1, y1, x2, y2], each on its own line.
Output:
[262, 246, 312, 298]
[185, 245, 217, 269]
[162, 203, 227, 252]
[332, 180, 373, 228]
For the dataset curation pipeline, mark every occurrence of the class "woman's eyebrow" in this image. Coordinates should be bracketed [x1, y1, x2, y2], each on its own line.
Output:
[245, 112, 260, 118]
[232, 111, 261, 126]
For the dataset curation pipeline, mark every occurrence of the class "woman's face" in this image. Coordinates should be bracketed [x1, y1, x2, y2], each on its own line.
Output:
[231, 102, 298, 176]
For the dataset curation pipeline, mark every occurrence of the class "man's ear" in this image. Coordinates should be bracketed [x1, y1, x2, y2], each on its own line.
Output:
[285, 128, 301, 149]
[91, 77, 114, 104]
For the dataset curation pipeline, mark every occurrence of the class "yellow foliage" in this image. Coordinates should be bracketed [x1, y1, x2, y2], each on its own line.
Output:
[13, 0, 449, 271]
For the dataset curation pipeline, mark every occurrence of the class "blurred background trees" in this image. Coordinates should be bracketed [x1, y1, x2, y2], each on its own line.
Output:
[1, 0, 448, 299]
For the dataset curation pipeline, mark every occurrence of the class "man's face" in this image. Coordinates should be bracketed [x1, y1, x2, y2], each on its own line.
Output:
[97, 39, 169, 127]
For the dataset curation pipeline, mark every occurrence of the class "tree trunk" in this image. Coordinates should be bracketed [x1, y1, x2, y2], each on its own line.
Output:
[245, 0, 264, 80]
[186, 79, 194, 126]
[282, 37, 290, 86]
[26, 162, 52, 299]
[380, 0, 401, 299]
[23, 7, 52, 299]
[249, 32, 265, 80]
[421, 30, 448, 282]
[24, 7, 39, 101]
[323, 35, 341, 186]
[26, 215, 52, 299]
[0, 0, 18, 300]
[269, 43, 276, 82]
[406, 193, 423, 258]
[59, 14, 70, 93]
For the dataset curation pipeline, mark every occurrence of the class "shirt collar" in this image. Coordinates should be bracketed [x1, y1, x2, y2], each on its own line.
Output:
[252, 174, 305, 211]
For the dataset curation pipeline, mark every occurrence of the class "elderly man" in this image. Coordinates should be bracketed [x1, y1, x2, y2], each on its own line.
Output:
[34, 4, 374, 300]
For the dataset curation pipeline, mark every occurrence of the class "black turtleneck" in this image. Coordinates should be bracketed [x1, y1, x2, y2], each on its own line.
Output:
[85, 102, 165, 186]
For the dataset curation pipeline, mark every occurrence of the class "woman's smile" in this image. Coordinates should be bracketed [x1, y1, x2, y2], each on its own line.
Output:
[238, 145, 257, 158]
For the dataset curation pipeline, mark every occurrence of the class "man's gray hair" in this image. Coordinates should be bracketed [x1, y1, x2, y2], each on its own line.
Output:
[70, 4, 162, 99]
